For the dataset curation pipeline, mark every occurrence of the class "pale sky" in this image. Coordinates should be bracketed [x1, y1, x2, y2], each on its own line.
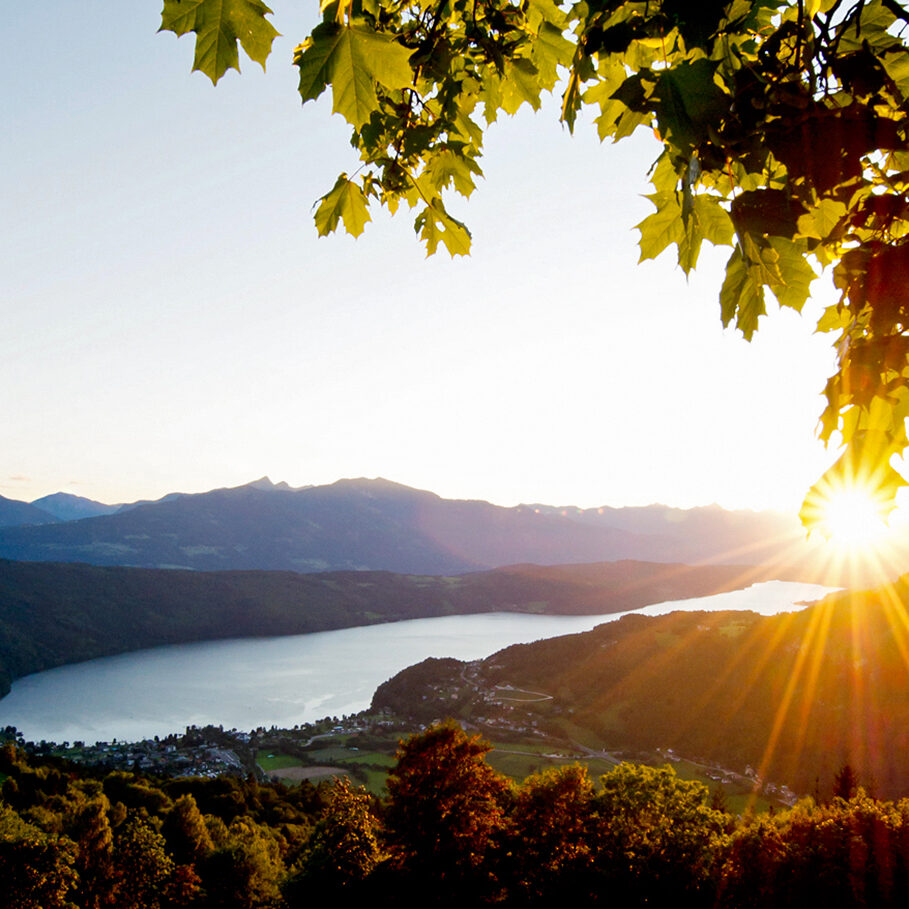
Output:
[1, 3, 844, 513]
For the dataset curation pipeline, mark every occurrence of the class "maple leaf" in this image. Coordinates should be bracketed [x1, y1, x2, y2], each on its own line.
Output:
[160, 0, 278, 84]
[295, 24, 414, 129]
[314, 175, 371, 238]
[637, 192, 684, 263]
[415, 202, 471, 257]
[720, 248, 766, 340]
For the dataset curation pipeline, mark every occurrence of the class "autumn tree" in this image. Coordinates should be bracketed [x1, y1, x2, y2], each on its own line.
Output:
[162, 793, 214, 867]
[833, 762, 861, 800]
[285, 776, 380, 902]
[63, 785, 116, 909]
[382, 720, 510, 897]
[717, 795, 909, 908]
[0, 802, 77, 909]
[109, 815, 176, 909]
[504, 763, 596, 901]
[161, 0, 909, 521]
[201, 816, 286, 909]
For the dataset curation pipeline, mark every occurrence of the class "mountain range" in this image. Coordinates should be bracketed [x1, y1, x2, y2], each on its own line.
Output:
[0, 476, 870, 582]
[0, 495, 58, 528]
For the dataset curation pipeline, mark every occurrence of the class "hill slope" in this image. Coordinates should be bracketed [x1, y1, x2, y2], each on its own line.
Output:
[374, 581, 909, 798]
[0, 557, 778, 698]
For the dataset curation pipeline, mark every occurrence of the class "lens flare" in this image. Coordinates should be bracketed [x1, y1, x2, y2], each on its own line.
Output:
[821, 488, 889, 549]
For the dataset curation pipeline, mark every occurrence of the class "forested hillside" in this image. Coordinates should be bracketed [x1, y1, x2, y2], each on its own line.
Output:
[0, 558, 768, 696]
[5, 722, 909, 907]
[375, 580, 909, 798]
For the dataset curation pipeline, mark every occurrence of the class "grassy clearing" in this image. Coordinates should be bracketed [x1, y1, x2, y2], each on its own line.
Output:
[256, 751, 305, 771]
[305, 746, 359, 763]
[487, 751, 562, 779]
[343, 752, 396, 768]
[671, 759, 774, 813]
[487, 746, 617, 782]
[358, 766, 390, 794]
[555, 717, 621, 747]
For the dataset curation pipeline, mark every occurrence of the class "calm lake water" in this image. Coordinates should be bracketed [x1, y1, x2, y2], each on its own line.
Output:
[0, 580, 836, 744]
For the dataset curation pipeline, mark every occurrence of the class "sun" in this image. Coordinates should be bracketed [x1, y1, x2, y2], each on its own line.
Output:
[821, 488, 890, 549]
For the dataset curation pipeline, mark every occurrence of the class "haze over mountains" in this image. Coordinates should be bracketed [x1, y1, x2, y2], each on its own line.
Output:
[0, 476, 858, 580]
[0, 495, 59, 528]
[30, 493, 120, 522]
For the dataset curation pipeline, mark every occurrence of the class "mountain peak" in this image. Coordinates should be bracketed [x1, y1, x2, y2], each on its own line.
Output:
[328, 477, 440, 499]
[246, 476, 292, 492]
[30, 492, 119, 522]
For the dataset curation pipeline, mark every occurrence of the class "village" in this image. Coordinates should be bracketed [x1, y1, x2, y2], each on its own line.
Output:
[2, 662, 798, 811]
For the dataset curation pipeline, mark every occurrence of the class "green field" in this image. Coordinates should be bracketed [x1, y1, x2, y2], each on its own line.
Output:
[258, 728, 780, 812]
[487, 749, 617, 781]
[256, 751, 305, 772]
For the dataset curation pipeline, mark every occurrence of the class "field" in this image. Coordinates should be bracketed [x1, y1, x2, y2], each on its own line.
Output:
[256, 751, 306, 772]
[254, 724, 778, 811]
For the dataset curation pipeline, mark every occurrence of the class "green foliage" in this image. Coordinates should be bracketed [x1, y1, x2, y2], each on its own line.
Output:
[295, 24, 415, 128]
[11, 740, 909, 905]
[162, 0, 909, 521]
[383, 720, 510, 888]
[506, 763, 595, 899]
[593, 762, 729, 904]
[297, 777, 380, 885]
[110, 817, 175, 909]
[162, 794, 214, 866]
[201, 816, 286, 908]
[159, 0, 279, 83]
[717, 794, 909, 909]
[0, 802, 77, 909]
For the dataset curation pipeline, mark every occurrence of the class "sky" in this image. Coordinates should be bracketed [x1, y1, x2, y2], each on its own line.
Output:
[1, 2, 846, 513]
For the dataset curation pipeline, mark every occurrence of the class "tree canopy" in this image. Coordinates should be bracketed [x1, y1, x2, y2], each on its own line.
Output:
[159, 0, 909, 524]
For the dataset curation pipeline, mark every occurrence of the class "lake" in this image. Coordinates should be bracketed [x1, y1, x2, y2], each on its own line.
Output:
[0, 580, 836, 744]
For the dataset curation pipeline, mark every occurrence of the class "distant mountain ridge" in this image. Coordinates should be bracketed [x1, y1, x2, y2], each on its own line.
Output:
[0, 476, 878, 582]
[0, 495, 57, 529]
[30, 492, 119, 522]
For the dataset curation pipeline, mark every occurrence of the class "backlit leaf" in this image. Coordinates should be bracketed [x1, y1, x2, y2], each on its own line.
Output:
[423, 150, 483, 197]
[314, 175, 371, 237]
[295, 24, 414, 128]
[692, 195, 735, 248]
[532, 23, 575, 88]
[501, 58, 544, 114]
[766, 237, 816, 312]
[796, 198, 848, 240]
[160, 0, 278, 84]
[655, 61, 727, 153]
[720, 247, 766, 340]
[415, 201, 471, 257]
[637, 192, 684, 262]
